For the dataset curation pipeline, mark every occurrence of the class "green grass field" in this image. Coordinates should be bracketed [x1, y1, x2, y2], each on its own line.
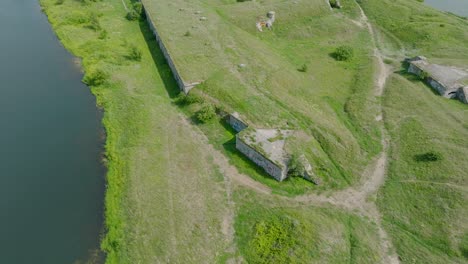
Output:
[40, 0, 387, 263]
[356, 0, 468, 262]
[40, 0, 467, 263]
[142, 0, 383, 192]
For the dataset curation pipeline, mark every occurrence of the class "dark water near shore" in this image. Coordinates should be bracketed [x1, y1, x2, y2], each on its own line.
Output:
[0, 1, 105, 263]
[425, 0, 468, 17]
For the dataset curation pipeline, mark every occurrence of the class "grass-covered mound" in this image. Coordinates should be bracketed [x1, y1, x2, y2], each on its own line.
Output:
[142, 0, 382, 191]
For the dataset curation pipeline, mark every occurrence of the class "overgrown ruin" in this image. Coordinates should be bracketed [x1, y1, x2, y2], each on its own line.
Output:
[407, 56, 468, 104]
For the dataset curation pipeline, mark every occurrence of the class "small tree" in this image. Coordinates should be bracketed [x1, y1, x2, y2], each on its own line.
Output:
[196, 104, 216, 123]
[332, 45, 354, 61]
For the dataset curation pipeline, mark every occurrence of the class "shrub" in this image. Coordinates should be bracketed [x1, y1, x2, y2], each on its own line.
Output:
[288, 153, 306, 177]
[98, 29, 108, 40]
[88, 13, 101, 31]
[248, 216, 297, 263]
[83, 69, 108, 86]
[126, 10, 139, 21]
[128, 44, 142, 61]
[175, 93, 204, 105]
[419, 70, 430, 80]
[298, 63, 308, 72]
[196, 104, 216, 123]
[332, 45, 354, 61]
[414, 151, 442, 162]
[125, 2, 144, 21]
[132, 2, 143, 15]
[55, 0, 65, 5]
[184, 31, 191, 37]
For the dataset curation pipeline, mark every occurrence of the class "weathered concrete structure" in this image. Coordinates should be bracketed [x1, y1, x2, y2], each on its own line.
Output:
[226, 113, 318, 183]
[142, 3, 201, 94]
[407, 56, 468, 104]
[227, 112, 248, 133]
[236, 128, 293, 181]
[458, 86, 468, 104]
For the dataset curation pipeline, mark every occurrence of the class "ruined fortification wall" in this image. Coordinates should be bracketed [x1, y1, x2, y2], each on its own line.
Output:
[408, 63, 423, 76]
[408, 63, 453, 98]
[427, 78, 452, 97]
[228, 114, 248, 132]
[458, 87, 468, 104]
[142, 4, 194, 94]
[236, 137, 287, 181]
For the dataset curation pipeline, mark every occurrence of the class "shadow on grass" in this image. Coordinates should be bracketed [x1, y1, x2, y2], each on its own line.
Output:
[138, 20, 180, 98]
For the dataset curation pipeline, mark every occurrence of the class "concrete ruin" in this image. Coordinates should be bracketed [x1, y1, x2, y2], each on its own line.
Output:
[236, 128, 293, 181]
[227, 112, 318, 183]
[407, 56, 468, 104]
[256, 11, 276, 32]
[142, 2, 201, 94]
[227, 112, 248, 132]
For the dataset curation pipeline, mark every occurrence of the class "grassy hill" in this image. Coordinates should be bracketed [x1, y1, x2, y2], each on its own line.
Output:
[142, 0, 382, 192]
[39, 0, 467, 263]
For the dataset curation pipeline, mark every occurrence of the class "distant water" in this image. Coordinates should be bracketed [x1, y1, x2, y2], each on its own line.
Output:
[0, 0, 104, 263]
[425, 0, 468, 17]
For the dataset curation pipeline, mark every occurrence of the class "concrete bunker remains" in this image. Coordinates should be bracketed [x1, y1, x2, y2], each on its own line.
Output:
[407, 56, 468, 104]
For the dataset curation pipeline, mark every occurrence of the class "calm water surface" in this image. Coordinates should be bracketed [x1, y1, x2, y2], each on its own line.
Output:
[0, 1, 104, 263]
[425, 0, 468, 16]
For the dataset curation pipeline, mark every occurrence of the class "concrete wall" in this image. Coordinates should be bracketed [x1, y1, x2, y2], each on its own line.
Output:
[408, 63, 454, 98]
[458, 87, 468, 104]
[142, 5, 195, 94]
[427, 77, 452, 97]
[228, 114, 248, 132]
[236, 137, 287, 181]
[408, 63, 423, 76]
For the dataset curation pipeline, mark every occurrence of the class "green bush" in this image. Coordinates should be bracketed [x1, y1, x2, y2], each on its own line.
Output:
[332, 45, 354, 61]
[419, 70, 430, 80]
[248, 216, 297, 263]
[132, 2, 143, 15]
[128, 44, 142, 61]
[298, 63, 308, 73]
[126, 10, 139, 21]
[55, 0, 64, 5]
[98, 29, 108, 40]
[83, 69, 108, 86]
[288, 153, 305, 177]
[88, 13, 101, 31]
[196, 104, 216, 123]
[175, 93, 204, 105]
[126, 2, 143, 21]
[414, 151, 442, 162]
